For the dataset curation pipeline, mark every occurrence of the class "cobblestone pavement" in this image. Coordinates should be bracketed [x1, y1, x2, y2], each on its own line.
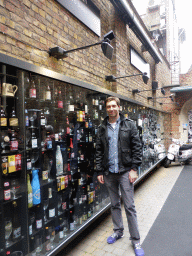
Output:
[59, 165, 183, 256]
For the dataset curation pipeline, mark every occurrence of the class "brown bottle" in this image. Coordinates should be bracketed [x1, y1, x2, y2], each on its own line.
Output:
[0, 107, 7, 127]
[10, 130, 18, 151]
[29, 79, 36, 98]
[4, 176, 11, 201]
[9, 107, 18, 127]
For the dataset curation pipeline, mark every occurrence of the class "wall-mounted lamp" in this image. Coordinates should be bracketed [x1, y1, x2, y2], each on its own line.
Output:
[49, 30, 115, 60]
[147, 95, 174, 101]
[132, 87, 165, 95]
[105, 72, 149, 84]
[159, 102, 180, 107]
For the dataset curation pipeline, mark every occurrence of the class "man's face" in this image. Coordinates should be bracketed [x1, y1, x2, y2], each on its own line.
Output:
[106, 100, 120, 119]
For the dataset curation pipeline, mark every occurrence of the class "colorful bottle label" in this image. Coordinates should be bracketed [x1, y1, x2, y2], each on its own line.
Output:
[25, 116, 29, 126]
[70, 222, 74, 231]
[36, 219, 42, 229]
[45, 91, 51, 100]
[28, 193, 33, 207]
[29, 224, 32, 235]
[2, 156, 8, 175]
[27, 161, 32, 170]
[31, 170, 41, 205]
[58, 101, 63, 108]
[89, 134, 92, 142]
[29, 88, 36, 98]
[9, 118, 18, 126]
[8, 155, 16, 173]
[32, 138, 37, 148]
[42, 170, 48, 180]
[40, 118, 46, 126]
[68, 105, 74, 112]
[45, 241, 51, 251]
[34, 189, 40, 201]
[47, 140, 52, 149]
[0, 117, 7, 126]
[62, 202, 67, 211]
[16, 154, 22, 171]
[48, 188, 52, 198]
[10, 141, 18, 151]
[59, 230, 64, 239]
[4, 188, 11, 200]
[49, 208, 55, 218]
[13, 227, 21, 239]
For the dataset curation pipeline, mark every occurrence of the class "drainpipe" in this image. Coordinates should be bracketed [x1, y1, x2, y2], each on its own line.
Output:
[110, 0, 163, 63]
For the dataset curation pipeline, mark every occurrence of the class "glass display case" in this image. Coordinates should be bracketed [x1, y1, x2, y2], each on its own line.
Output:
[0, 63, 168, 255]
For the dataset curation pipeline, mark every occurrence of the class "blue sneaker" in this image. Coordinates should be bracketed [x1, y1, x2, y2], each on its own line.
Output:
[107, 233, 124, 244]
[133, 243, 145, 256]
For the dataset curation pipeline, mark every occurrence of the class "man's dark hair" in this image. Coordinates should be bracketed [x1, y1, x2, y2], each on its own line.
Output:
[105, 96, 120, 107]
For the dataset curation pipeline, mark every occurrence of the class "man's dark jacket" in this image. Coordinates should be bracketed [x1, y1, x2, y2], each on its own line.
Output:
[96, 113, 142, 176]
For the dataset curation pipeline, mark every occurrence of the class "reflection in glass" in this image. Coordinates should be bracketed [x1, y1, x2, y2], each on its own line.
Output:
[28, 110, 37, 128]
[35, 235, 43, 254]
[11, 179, 19, 199]
[43, 199, 49, 224]
[49, 226, 55, 249]
[26, 129, 31, 149]
[47, 159, 53, 182]
[5, 217, 12, 247]
[29, 212, 35, 235]
[63, 217, 68, 238]
[10, 252, 23, 256]
[31, 151, 39, 169]
[57, 194, 62, 215]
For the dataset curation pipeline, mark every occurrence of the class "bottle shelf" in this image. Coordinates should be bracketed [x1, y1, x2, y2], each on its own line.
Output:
[1, 150, 23, 155]
[0, 64, 111, 256]
[28, 203, 41, 210]
[3, 195, 23, 205]
[0, 95, 19, 100]
[40, 179, 54, 186]
[29, 229, 42, 237]
[5, 236, 24, 249]
[0, 73, 17, 79]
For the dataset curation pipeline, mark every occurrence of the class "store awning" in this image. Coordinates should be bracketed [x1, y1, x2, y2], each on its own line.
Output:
[170, 86, 192, 93]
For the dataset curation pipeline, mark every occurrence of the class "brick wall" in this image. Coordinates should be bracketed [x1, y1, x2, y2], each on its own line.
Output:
[180, 68, 192, 85]
[0, 0, 114, 89]
[161, 68, 192, 140]
[0, 0, 171, 112]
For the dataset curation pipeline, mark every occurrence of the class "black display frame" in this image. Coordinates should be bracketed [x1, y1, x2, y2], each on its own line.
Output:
[0, 53, 168, 255]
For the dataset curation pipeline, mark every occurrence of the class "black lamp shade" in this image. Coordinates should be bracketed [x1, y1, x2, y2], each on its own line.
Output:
[103, 30, 115, 41]
[101, 42, 113, 60]
[152, 81, 158, 90]
[142, 74, 149, 84]
[161, 88, 165, 95]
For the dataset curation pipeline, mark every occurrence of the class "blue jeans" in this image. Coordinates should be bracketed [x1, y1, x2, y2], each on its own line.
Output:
[104, 171, 140, 244]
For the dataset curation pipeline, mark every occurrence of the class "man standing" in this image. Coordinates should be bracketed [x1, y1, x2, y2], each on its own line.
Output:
[96, 96, 144, 256]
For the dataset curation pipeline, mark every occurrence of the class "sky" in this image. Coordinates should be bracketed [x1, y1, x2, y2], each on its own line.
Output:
[132, 0, 192, 74]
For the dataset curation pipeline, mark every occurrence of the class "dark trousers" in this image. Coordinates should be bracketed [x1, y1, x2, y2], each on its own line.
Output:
[104, 171, 140, 244]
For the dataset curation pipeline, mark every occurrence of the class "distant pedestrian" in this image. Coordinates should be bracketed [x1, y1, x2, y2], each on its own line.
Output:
[96, 96, 144, 256]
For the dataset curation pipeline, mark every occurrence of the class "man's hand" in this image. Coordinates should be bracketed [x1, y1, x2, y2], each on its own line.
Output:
[129, 170, 138, 183]
[97, 175, 105, 184]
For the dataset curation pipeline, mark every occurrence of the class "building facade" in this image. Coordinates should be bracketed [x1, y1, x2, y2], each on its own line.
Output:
[141, 0, 180, 85]
[0, 0, 172, 255]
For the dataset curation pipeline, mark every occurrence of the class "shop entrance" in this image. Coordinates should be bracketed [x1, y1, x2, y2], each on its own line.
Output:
[179, 97, 192, 142]
[188, 110, 192, 142]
